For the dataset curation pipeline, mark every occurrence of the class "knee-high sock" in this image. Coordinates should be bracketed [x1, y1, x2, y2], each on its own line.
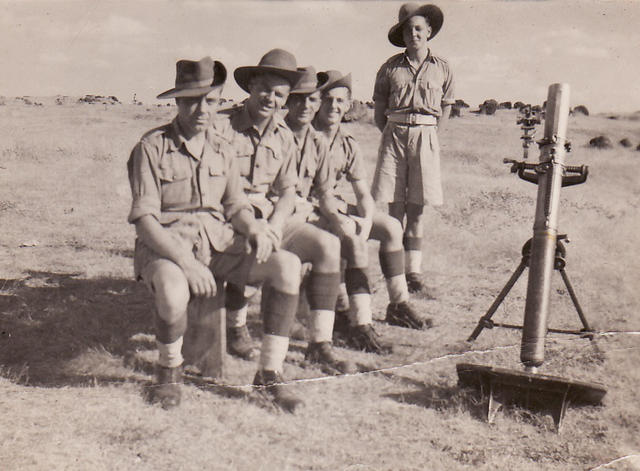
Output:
[345, 267, 372, 326]
[379, 249, 409, 304]
[157, 337, 184, 368]
[259, 334, 290, 372]
[260, 287, 299, 372]
[226, 305, 248, 328]
[306, 271, 340, 343]
[403, 236, 423, 274]
[155, 311, 187, 368]
[225, 283, 248, 327]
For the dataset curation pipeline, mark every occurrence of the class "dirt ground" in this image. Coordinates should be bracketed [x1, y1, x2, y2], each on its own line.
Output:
[1, 101, 639, 470]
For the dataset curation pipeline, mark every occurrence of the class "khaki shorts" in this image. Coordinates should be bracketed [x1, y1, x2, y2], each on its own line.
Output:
[134, 222, 256, 288]
[371, 122, 443, 206]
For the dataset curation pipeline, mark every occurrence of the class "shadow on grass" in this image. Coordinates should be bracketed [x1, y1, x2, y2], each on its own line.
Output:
[381, 372, 487, 420]
[0, 270, 153, 387]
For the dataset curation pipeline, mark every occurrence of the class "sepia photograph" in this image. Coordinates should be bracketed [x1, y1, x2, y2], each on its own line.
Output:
[1, 1, 639, 469]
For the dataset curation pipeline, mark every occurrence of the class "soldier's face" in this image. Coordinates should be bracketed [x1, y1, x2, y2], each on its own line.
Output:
[175, 88, 222, 137]
[247, 73, 291, 120]
[317, 87, 351, 126]
[286, 91, 321, 126]
[402, 15, 431, 49]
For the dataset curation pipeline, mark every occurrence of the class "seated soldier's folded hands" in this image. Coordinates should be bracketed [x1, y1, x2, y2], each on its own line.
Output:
[245, 221, 277, 264]
[178, 256, 218, 298]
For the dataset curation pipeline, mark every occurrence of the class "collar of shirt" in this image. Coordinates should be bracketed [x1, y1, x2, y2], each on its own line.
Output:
[166, 118, 214, 162]
[232, 104, 284, 139]
[328, 125, 352, 152]
[402, 48, 434, 73]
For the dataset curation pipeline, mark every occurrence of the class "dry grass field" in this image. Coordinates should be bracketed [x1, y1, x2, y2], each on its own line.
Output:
[1, 99, 639, 470]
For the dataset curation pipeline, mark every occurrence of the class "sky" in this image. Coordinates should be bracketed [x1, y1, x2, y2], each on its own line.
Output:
[2, 0, 640, 113]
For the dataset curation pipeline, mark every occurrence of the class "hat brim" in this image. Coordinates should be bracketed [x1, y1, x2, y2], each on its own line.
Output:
[234, 66, 305, 93]
[290, 71, 330, 95]
[388, 5, 444, 47]
[156, 83, 224, 100]
[319, 73, 352, 93]
[157, 60, 226, 99]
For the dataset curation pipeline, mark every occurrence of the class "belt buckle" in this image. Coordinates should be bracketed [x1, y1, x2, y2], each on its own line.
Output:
[409, 114, 417, 125]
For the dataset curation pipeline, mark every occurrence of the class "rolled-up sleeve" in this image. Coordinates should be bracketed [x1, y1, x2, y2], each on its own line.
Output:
[221, 149, 252, 219]
[127, 141, 161, 223]
[345, 138, 367, 183]
[442, 62, 456, 106]
[372, 62, 390, 105]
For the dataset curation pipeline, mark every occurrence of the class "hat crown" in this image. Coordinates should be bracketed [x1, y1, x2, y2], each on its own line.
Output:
[399, 3, 421, 22]
[257, 48, 298, 72]
[175, 57, 218, 87]
[321, 70, 352, 92]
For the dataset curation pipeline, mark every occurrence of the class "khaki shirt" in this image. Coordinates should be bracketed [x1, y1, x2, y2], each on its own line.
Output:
[127, 119, 251, 253]
[373, 49, 455, 117]
[324, 126, 368, 209]
[211, 106, 298, 219]
[293, 126, 332, 201]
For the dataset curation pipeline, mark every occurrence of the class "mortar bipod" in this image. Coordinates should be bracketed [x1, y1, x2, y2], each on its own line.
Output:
[466, 235, 595, 342]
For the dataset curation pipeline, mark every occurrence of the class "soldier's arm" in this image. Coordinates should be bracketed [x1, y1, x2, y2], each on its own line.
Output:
[128, 139, 216, 297]
[374, 101, 388, 133]
[438, 104, 452, 133]
[373, 63, 390, 133]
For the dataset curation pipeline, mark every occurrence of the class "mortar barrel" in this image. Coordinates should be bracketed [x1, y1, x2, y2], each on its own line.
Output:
[521, 83, 571, 368]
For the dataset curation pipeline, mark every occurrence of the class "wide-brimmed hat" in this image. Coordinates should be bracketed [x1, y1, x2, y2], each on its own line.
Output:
[157, 57, 226, 99]
[290, 66, 329, 94]
[388, 3, 444, 47]
[318, 70, 352, 93]
[234, 49, 305, 93]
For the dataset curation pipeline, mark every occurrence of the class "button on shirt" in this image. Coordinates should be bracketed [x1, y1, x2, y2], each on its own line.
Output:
[211, 106, 298, 219]
[373, 49, 455, 117]
[127, 118, 251, 252]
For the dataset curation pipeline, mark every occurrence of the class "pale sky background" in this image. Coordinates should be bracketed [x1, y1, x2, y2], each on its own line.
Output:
[2, 0, 640, 113]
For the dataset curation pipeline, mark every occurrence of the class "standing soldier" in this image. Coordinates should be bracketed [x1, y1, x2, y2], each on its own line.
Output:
[313, 70, 432, 356]
[128, 57, 303, 412]
[212, 50, 350, 374]
[371, 3, 455, 294]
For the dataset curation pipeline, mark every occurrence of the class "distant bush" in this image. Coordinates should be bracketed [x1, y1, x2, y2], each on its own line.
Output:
[589, 135, 613, 149]
[343, 100, 369, 123]
[572, 105, 589, 116]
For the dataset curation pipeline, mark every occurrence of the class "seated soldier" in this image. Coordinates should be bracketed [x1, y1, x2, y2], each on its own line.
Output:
[283, 66, 356, 374]
[312, 70, 433, 354]
[127, 57, 303, 412]
[212, 50, 352, 375]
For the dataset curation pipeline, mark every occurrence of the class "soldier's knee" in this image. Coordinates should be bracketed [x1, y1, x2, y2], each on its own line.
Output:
[315, 232, 341, 265]
[270, 251, 302, 292]
[341, 234, 368, 267]
[151, 265, 190, 322]
[378, 217, 403, 243]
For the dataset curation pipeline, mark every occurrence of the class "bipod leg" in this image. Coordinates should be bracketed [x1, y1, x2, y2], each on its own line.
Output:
[559, 268, 593, 336]
[467, 261, 527, 341]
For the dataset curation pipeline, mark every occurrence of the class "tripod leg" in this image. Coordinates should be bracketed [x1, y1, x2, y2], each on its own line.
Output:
[468, 262, 527, 341]
[559, 268, 593, 332]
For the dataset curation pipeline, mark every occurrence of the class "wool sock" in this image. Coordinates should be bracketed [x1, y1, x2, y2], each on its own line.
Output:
[157, 337, 184, 369]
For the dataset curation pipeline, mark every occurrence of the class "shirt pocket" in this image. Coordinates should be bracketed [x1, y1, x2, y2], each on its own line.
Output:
[252, 145, 282, 188]
[203, 163, 227, 208]
[158, 161, 192, 208]
[418, 75, 443, 110]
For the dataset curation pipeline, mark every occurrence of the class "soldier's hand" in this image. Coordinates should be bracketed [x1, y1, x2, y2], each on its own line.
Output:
[245, 224, 275, 264]
[331, 214, 356, 239]
[265, 222, 283, 249]
[181, 259, 217, 297]
[352, 216, 372, 240]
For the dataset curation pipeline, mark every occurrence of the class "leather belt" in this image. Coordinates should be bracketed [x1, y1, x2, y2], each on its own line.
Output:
[387, 113, 437, 126]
